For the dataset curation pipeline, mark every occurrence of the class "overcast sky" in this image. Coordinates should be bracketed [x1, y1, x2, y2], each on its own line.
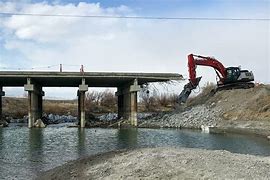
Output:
[0, 0, 269, 99]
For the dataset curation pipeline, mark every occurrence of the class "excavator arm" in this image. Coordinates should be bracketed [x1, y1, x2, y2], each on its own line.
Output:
[188, 54, 227, 85]
[178, 54, 227, 103]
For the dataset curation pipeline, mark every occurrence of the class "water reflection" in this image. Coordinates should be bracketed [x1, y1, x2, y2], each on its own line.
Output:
[176, 130, 200, 147]
[117, 128, 138, 148]
[0, 127, 270, 180]
[77, 128, 86, 156]
[0, 128, 2, 147]
[0, 128, 3, 170]
[206, 133, 270, 155]
[29, 128, 44, 176]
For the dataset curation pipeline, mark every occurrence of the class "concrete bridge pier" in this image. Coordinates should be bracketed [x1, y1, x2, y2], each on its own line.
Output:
[77, 78, 88, 128]
[0, 87, 5, 121]
[117, 93, 124, 120]
[24, 78, 44, 128]
[116, 79, 141, 126]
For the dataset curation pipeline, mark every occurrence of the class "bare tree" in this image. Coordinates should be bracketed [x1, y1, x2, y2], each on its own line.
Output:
[85, 90, 117, 113]
[100, 90, 117, 112]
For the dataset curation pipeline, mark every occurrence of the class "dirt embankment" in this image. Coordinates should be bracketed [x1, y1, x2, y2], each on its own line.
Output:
[202, 84, 270, 121]
[139, 84, 270, 137]
[37, 147, 270, 180]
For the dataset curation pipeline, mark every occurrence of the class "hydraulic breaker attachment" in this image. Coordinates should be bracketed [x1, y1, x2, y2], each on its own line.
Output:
[178, 77, 202, 103]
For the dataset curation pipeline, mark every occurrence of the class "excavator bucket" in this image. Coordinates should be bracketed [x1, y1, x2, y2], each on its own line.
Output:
[178, 77, 202, 103]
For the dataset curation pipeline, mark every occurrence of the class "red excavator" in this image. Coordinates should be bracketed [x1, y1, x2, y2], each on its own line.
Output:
[178, 54, 254, 103]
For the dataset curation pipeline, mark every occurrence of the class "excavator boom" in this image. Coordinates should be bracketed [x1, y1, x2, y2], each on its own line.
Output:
[188, 54, 227, 85]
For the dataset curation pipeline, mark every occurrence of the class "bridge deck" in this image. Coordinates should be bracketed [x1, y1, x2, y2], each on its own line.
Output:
[0, 71, 183, 87]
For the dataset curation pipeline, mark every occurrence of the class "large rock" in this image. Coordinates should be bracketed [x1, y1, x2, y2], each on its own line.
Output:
[46, 113, 77, 124]
[0, 120, 8, 127]
[34, 119, 46, 128]
[98, 113, 117, 121]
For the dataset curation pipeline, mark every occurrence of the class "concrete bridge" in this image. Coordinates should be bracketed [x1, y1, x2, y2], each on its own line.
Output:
[0, 71, 183, 128]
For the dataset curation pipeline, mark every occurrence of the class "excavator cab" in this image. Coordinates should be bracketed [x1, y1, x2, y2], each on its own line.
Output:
[225, 67, 241, 83]
[224, 67, 254, 84]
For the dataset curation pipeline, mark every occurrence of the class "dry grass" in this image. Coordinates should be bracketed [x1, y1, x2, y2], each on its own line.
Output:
[186, 82, 216, 107]
[185, 83, 270, 121]
[2, 90, 118, 118]
[43, 99, 77, 116]
[2, 97, 78, 118]
[2, 97, 28, 118]
[3, 89, 178, 119]
[218, 85, 270, 121]
[139, 92, 177, 112]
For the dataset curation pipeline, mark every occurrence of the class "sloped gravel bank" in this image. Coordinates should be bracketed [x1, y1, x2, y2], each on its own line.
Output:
[138, 85, 270, 138]
[37, 147, 270, 180]
[138, 105, 222, 129]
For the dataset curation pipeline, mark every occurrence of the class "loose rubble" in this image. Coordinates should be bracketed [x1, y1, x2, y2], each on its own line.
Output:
[139, 105, 222, 129]
[46, 114, 77, 124]
[8, 114, 77, 124]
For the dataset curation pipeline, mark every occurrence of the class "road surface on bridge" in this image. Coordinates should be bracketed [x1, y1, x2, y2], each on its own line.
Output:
[0, 71, 183, 87]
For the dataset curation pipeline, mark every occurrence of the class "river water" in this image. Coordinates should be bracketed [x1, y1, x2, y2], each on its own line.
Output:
[0, 124, 270, 180]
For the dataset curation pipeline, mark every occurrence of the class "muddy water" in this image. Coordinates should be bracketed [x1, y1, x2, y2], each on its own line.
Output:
[0, 124, 270, 180]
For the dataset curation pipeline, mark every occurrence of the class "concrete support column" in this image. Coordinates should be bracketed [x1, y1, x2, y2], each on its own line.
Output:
[38, 94, 43, 118]
[0, 87, 5, 121]
[117, 93, 124, 119]
[77, 91, 81, 124]
[116, 79, 141, 126]
[24, 78, 44, 128]
[129, 91, 138, 126]
[78, 78, 88, 128]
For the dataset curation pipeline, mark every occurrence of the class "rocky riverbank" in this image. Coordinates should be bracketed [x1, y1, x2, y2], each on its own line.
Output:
[7, 114, 77, 124]
[138, 85, 270, 138]
[37, 147, 270, 180]
[139, 105, 222, 129]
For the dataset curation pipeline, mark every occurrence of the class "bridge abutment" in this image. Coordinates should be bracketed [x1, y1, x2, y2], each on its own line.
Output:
[116, 79, 141, 126]
[24, 78, 44, 128]
[0, 87, 5, 121]
[78, 79, 88, 128]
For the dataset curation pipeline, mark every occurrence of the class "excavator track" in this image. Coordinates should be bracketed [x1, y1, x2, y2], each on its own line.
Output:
[217, 82, 255, 91]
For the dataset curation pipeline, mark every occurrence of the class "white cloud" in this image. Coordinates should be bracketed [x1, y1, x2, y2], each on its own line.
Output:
[0, 1, 269, 98]
[2, 2, 131, 42]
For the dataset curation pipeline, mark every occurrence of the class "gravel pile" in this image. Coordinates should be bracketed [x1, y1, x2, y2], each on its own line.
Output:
[38, 147, 270, 180]
[139, 105, 222, 129]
